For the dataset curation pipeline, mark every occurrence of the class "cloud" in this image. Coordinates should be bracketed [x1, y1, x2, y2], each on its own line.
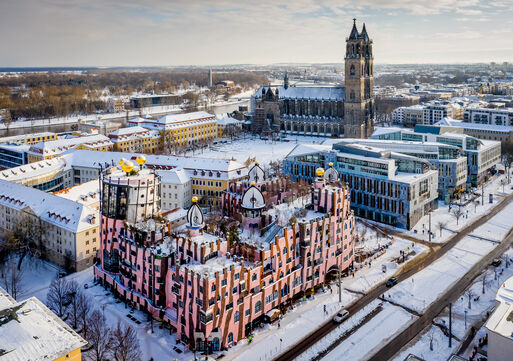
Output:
[0, 0, 512, 66]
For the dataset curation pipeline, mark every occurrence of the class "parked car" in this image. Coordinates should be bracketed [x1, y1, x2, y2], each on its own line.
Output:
[386, 277, 398, 287]
[492, 259, 502, 267]
[333, 310, 350, 323]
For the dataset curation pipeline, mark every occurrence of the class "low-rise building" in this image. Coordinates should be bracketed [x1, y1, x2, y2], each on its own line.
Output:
[108, 126, 160, 153]
[0, 287, 87, 361]
[464, 106, 513, 126]
[0, 131, 57, 145]
[0, 143, 30, 169]
[158, 168, 192, 210]
[216, 116, 243, 138]
[128, 111, 217, 147]
[0, 179, 99, 271]
[439, 117, 513, 142]
[27, 134, 113, 163]
[485, 276, 513, 361]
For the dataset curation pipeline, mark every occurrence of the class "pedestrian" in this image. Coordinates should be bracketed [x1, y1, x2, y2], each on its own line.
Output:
[278, 321, 281, 328]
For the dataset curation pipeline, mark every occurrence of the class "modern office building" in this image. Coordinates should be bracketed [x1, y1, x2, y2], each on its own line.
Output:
[464, 106, 513, 126]
[0, 287, 87, 361]
[372, 125, 501, 187]
[94, 161, 354, 352]
[0, 143, 29, 169]
[392, 101, 461, 126]
[438, 117, 513, 142]
[335, 138, 467, 199]
[284, 143, 438, 229]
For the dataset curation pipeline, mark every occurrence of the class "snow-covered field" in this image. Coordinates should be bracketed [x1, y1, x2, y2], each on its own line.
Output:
[183, 135, 334, 166]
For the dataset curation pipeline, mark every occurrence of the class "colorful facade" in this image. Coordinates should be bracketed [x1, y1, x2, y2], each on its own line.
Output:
[94, 162, 355, 353]
[108, 126, 160, 154]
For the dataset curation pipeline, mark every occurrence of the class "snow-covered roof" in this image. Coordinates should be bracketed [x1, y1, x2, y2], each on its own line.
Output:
[183, 255, 237, 280]
[108, 126, 155, 137]
[28, 134, 113, 157]
[255, 86, 345, 101]
[371, 127, 407, 137]
[52, 180, 100, 208]
[0, 297, 87, 361]
[216, 117, 242, 126]
[157, 168, 190, 185]
[0, 179, 98, 233]
[486, 275, 513, 339]
[63, 149, 247, 180]
[437, 117, 513, 132]
[285, 144, 332, 159]
[0, 157, 70, 183]
[0, 132, 55, 145]
[0, 286, 15, 308]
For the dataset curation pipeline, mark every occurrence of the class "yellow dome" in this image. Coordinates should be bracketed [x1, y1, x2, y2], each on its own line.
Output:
[118, 158, 127, 166]
[192, 196, 198, 203]
[136, 155, 146, 165]
[328, 162, 333, 167]
[250, 181, 256, 186]
[254, 161, 259, 165]
[121, 160, 134, 173]
[315, 167, 325, 177]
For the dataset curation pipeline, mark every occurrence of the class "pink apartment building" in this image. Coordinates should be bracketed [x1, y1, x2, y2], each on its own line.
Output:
[94, 161, 355, 354]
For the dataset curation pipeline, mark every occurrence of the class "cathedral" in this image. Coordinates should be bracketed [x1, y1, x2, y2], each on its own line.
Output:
[252, 20, 375, 138]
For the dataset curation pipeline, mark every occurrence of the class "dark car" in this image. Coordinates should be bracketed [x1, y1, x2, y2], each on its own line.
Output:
[386, 277, 398, 287]
[492, 259, 502, 267]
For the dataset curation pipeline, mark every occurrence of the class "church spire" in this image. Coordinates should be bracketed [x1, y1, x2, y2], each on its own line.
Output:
[349, 18, 359, 40]
[360, 23, 369, 42]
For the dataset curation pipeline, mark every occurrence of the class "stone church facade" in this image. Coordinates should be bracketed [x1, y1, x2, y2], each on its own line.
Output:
[252, 20, 374, 138]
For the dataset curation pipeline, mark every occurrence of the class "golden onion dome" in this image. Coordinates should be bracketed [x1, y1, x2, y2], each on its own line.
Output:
[250, 181, 256, 186]
[328, 162, 334, 167]
[315, 167, 325, 177]
[136, 155, 146, 165]
[121, 160, 134, 173]
[192, 196, 198, 203]
[118, 158, 127, 166]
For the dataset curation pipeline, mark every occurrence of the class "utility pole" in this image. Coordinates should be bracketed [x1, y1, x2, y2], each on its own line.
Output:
[338, 265, 342, 303]
[428, 208, 432, 243]
[449, 302, 452, 348]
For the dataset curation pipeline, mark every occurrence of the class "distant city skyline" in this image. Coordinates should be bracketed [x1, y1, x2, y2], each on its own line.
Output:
[1, 0, 513, 67]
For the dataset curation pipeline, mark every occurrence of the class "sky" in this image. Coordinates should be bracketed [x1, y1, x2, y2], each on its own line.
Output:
[1, 0, 513, 67]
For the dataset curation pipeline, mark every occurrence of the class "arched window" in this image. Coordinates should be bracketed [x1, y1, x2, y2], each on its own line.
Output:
[350, 64, 355, 76]
[255, 300, 262, 313]
[350, 91, 355, 101]
[228, 332, 233, 343]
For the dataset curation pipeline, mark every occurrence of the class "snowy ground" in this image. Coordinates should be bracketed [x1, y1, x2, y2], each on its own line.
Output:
[182, 135, 331, 166]
[408, 173, 513, 244]
[320, 302, 415, 361]
[388, 199, 513, 313]
[393, 250, 513, 361]
[16, 261, 189, 361]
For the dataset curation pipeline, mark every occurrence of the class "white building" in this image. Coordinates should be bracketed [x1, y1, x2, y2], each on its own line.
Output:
[158, 168, 192, 210]
[464, 106, 513, 126]
[485, 276, 513, 361]
[0, 179, 99, 271]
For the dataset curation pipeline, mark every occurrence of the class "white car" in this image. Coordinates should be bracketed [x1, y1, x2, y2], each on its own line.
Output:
[333, 310, 350, 323]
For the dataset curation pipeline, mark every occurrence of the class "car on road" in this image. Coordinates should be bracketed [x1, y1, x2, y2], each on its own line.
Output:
[386, 277, 398, 287]
[333, 310, 350, 323]
[492, 258, 502, 267]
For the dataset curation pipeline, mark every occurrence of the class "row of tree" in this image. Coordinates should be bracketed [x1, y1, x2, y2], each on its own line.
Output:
[46, 277, 142, 361]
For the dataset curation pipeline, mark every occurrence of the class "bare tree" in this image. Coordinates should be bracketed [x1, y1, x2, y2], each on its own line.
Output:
[86, 309, 112, 361]
[78, 292, 93, 338]
[452, 207, 464, 226]
[111, 321, 142, 361]
[47, 277, 71, 319]
[436, 220, 447, 237]
[1, 257, 24, 300]
[465, 289, 475, 309]
[67, 280, 81, 330]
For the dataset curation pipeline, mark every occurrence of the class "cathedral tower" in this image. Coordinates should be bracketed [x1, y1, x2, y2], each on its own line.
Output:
[343, 19, 375, 138]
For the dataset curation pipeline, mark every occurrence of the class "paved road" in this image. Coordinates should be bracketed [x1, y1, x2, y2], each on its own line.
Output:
[273, 193, 513, 361]
[368, 219, 513, 361]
